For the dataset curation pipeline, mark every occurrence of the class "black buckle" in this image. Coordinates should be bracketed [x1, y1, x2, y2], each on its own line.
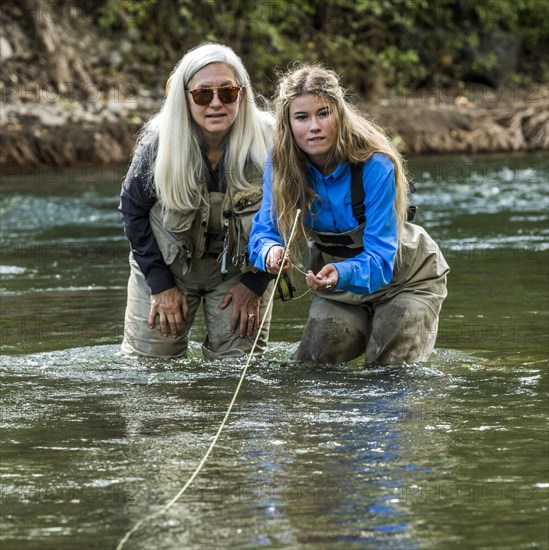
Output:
[407, 205, 417, 222]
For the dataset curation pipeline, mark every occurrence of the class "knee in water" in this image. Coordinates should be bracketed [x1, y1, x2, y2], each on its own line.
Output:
[298, 317, 366, 363]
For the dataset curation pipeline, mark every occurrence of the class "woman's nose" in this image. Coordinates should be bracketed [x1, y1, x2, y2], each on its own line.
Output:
[209, 90, 223, 107]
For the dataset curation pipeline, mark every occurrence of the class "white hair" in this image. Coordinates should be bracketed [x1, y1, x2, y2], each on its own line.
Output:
[137, 43, 273, 210]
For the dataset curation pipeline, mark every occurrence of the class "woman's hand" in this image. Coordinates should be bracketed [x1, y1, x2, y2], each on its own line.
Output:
[220, 282, 261, 337]
[149, 287, 188, 338]
[265, 245, 290, 275]
[306, 264, 339, 292]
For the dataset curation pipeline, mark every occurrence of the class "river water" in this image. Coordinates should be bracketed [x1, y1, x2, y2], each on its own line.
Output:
[1, 154, 547, 549]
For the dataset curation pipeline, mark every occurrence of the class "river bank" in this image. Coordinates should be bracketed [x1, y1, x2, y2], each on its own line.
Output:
[2, 81, 547, 170]
[1, 1, 547, 170]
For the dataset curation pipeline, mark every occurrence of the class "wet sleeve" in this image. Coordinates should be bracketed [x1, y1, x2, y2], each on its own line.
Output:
[334, 154, 398, 294]
[248, 157, 284, 271]
[118, 144, 175, 294]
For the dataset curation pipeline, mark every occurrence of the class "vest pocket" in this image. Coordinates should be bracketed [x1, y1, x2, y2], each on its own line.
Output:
[233, 190, 262, 243]
[150, 207, 190, 269]
[160, 205, 196, 233]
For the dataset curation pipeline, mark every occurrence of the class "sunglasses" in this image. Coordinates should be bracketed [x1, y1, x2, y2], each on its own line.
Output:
[186, 86, 242, 106]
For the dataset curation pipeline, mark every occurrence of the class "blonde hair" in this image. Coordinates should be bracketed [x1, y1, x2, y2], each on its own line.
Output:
[136, 43, 273, 210]
[272, 65, 409, 249]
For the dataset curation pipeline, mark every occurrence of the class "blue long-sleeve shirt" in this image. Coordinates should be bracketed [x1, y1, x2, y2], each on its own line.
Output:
[248, 152, 398, 294]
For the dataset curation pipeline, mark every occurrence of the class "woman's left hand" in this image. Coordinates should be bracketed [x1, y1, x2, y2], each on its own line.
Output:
[265, 245, 290, 275]
[306, 264, 339, 292]
[220, 282, 261, 337]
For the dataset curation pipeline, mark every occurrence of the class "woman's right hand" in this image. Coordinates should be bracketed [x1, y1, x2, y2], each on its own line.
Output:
[265, 245, 290, 275]
[148, 287, 188, 338]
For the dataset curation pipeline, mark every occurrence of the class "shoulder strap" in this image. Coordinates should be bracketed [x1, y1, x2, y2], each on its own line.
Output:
[350, 163, 366, 225]
[351, 162, 419, 223]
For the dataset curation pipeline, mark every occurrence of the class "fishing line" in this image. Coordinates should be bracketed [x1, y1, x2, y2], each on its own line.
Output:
[115, 209, 302, 550]
[276, 264, 311, 302]
[288, 262, 312, 300]
[291, 263, 308, 277]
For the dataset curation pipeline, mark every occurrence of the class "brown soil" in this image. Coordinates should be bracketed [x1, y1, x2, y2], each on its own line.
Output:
[366, 84, 549, 155]
[2, 84, 547, 171]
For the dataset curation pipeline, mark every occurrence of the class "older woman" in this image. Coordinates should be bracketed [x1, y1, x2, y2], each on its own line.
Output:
[119, 43, 274, 358]
[249, 65, 449, 364]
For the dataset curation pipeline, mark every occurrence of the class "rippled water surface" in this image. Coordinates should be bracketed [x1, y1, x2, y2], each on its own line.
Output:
[1, 155, 548, 549]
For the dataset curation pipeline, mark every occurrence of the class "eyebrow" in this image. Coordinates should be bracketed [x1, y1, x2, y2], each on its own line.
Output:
[195, 80, 234, 88]
[292, 106, 330, 116]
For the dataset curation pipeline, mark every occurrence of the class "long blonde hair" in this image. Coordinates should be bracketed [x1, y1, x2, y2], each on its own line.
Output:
[272, 65, 409, 247]
[136, 43, 273, 210]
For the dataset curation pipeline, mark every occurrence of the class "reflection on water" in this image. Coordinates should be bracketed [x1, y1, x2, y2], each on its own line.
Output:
[1, 346, 546, 549]
[1, 155, 548, 548]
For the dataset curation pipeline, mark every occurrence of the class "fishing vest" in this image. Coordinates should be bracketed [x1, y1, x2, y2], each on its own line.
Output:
[149, 162, 264, 278]
[309, 162, 417, 259]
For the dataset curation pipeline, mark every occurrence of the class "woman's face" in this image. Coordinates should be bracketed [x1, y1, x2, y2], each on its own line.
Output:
[186, 62, 241, 144]
[289, 94, 337, 169]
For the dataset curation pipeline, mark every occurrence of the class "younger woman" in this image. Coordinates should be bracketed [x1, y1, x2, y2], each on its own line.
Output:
[249, 65, 449, 364]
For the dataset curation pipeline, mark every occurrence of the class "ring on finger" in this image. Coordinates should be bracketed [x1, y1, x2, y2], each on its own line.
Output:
[325, 278, 333, 290]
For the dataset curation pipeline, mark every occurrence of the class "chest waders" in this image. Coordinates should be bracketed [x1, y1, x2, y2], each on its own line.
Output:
[298, 163, 449, 364]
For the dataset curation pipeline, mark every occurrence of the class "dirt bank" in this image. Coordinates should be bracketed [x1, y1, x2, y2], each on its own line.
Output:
[1, 85, 159, 168]
[2, 83, 547, 170]
[367, 84, 549, 155]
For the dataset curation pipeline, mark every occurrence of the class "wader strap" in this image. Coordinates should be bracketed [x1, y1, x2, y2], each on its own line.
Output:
[351, 162, 417, 223]
[350, 163, 366, 225]
[316, 233, 355, 245]
[315, 242, 364, 258]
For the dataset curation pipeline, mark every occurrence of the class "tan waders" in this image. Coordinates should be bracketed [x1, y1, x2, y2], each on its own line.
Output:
[297, 222, 449, 364]
[121, 255, 273, 359]
[121, 182, 273, 359]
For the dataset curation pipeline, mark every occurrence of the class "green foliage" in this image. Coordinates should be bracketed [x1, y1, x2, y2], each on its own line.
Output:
[472, 52, 499, 74]
[98, 0, 159, 29]
[96, 0, 548, 95]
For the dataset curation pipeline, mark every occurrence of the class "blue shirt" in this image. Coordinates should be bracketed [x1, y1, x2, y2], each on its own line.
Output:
[248, 152, 398, 294]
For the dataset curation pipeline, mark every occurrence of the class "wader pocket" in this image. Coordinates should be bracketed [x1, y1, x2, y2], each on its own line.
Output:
[230, 189, 263, 272]
[392, 222, 449, 287]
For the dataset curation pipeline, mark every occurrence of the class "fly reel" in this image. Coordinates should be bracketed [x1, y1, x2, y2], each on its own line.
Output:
[276, 273, 296, 301]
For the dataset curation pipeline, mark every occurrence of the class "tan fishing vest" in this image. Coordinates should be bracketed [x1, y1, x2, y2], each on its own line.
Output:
[149, 164, 264, 278]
